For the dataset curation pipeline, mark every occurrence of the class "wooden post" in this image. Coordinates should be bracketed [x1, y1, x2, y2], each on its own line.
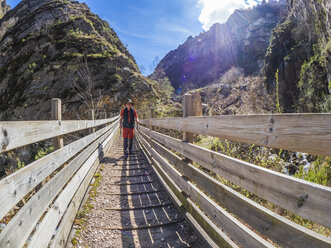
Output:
[103, 112, 107, 119]
[150, 108, 155, 130]
[51, 98, 64, 149]
[182, 92, 202, 143]
[192, 91, 203, 117]
[183, 94, 193, 143]
[89, 109, 95, 133]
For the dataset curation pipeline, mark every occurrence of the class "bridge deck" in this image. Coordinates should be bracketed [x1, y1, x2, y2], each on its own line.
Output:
[72, 135, 205, 248]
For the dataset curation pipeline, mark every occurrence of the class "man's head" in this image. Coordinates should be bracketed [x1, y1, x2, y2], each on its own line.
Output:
[125, 99, 133, 109]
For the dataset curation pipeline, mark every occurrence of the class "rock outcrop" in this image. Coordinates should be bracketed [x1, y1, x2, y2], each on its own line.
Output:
[189, 76, 273, 116]
[151, 1, 286, 92]
[0, 0, 152, 121]
[0, 0, 10, 19]
[263, 0, 330, 112]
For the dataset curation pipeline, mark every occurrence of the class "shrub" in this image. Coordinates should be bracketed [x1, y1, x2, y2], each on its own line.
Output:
[295, 156, 331, 186]
[35, 146, 54, 160]
[220, 67, 244, 84]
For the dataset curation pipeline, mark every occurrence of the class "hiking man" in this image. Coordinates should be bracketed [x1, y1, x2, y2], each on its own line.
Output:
[120, 99, 139, 156]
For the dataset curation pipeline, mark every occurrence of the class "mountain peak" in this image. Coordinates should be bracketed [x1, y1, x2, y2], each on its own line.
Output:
[0, 0, 151, 120]
[150, 1, 287, 92]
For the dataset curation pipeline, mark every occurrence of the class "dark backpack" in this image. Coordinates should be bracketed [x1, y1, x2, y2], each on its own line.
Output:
[122, 108, 135, 128]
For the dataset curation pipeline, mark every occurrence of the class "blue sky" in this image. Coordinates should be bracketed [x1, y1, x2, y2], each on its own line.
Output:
[7, 0, 261, 75]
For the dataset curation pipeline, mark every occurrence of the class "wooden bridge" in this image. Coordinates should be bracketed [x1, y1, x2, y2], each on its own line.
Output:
[0, 96, 330, 248]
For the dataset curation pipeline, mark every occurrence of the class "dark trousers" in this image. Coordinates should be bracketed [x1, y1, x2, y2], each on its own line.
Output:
[124, 138, 133, 153]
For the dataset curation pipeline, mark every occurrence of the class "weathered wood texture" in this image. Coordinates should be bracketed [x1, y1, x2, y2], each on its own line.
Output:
[182, 94, 193, 143]
[150, 108, 155, 131]
[137, 130, 272, 248]
[136, 131, 238, 248]
[28, 126, 119, 248]
[138, 130, 331, 247]
[0, 116, 118, 153]
[89, 109, 95, 133]
[139, 125, 331, 228]
[0, 121, 118, 221]
[51, 98, 64, 149]
[140, 114, 331, 157]
[0, 124, 118, 248]
[182, 93, 203, 142]
[51, 128, 119, 248]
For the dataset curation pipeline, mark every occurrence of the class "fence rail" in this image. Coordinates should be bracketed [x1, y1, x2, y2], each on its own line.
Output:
[0, 99, 119, 248]
[140, 113, 331, 157]
[137, 127, 330, 248]
[137, 93, 331, 248]
[0, 116, 118, 153]
[1, 94, 331, 248]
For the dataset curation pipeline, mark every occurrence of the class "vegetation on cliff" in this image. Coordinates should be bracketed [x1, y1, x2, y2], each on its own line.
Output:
[0, 0, 173, 176]
[263, 0, 330, 112]
[151, 0, 287, 92]
[0, 0, 154, 121]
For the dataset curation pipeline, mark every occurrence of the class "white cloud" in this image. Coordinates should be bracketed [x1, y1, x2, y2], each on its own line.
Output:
[198, 0, 258, 30]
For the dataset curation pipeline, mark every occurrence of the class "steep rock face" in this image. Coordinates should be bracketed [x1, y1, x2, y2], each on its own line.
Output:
[189, 76, 273, 116]
[0, 0, 151, 121]
[0, 0, 10, 19]
[263, 0, 330, 112]
[151, 1, 286, 92]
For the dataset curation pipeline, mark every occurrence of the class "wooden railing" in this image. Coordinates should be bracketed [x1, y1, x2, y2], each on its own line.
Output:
[136, 94, 331, 248]
[0, 100, 119, 248]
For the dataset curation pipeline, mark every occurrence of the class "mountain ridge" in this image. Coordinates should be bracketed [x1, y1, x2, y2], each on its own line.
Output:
[0, 0, 153, 121]
[150, 0, 287, 92]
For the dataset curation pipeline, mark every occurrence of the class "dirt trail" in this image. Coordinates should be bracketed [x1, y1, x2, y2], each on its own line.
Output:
[73, 135, 205, 248]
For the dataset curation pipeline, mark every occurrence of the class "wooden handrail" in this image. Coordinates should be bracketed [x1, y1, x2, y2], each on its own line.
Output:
[0, 121, 118, 221]
[138, 125, 331, 228]
[0, 116, 119, 153]
[140, 113, 331, 157]
[0, 124, 118, 248]
[138, 129, 331, 247]
[51, 125, 118, 248]
[27, 126, 118, 248]
[137, 130, 273, 248]
[0, 97, 120, 248]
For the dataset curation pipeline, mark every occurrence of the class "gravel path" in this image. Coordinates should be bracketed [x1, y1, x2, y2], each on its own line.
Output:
[74, 136, 205, 248]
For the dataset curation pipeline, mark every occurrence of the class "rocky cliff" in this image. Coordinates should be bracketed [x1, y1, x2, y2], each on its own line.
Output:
[189, 76, 273, 116]
[0, 0, 10, 19]
[0, 0, 152, 121]
[263, 0, 331, 112]
[151, 0, 287, 92]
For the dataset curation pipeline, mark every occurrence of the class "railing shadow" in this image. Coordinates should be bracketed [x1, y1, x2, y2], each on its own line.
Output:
[118, 139, 185, 247]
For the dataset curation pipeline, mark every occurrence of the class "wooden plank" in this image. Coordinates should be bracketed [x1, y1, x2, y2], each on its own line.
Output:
[136, 132, 236, 248]
[0, 125, 118, 248]
[139, 125, 331, 228]
[150, 108, 155, 131]
[182, 94, 193, 143]
[27, 126, 118, 248]
[182, 92, 202, 143]
[137, 131, 273, 248]
[138, 147, 219, 248]
[140, 114, 331, 157]
[140, 130, 331, 248]
[51, 98, 64, 149]
[50, 128, 119, 248]
[0, 116, 118, 153]
[0, 121, 118, 221]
